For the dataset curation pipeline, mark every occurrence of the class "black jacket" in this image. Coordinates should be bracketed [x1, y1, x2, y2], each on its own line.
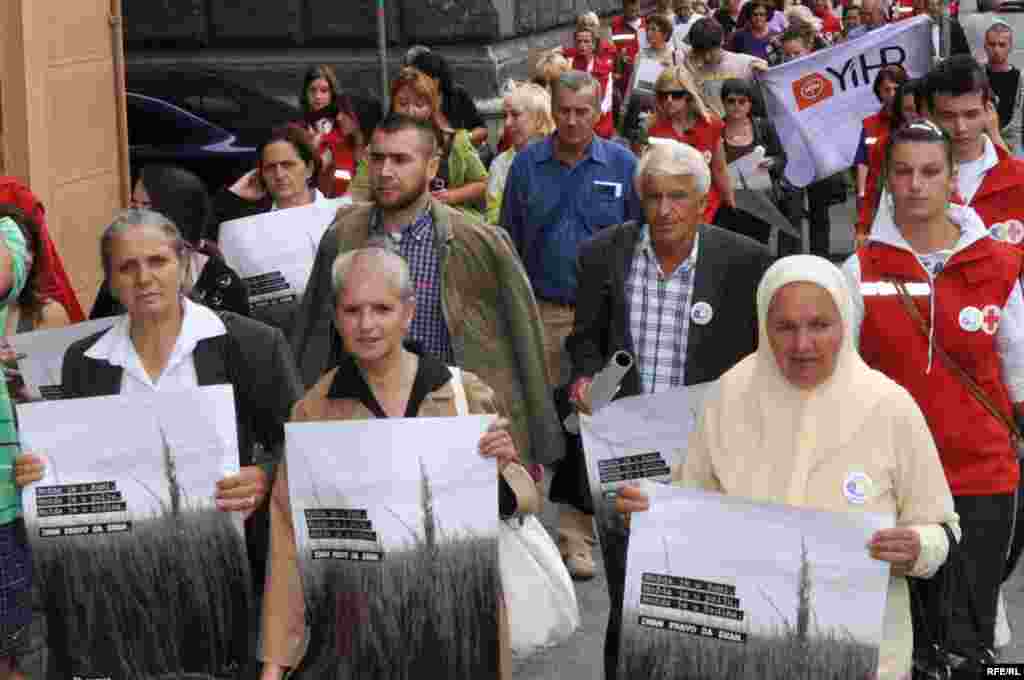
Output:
[566, 221, 774, 397]
[61, 311, 303, 592]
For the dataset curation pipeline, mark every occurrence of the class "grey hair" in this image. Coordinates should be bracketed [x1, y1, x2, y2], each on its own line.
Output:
[100, 208, 188, 282]
[331, 240, 415, 303]
[634, 139, 711, 197]
[986, 20, 1013, 38]
[552, 70, 602, 111]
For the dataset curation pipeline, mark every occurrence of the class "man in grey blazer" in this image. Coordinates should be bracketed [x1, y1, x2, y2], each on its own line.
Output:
[563, 139, 773, 680]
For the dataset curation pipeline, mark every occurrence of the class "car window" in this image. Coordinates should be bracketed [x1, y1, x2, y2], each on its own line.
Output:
[126, 95, 222, 147]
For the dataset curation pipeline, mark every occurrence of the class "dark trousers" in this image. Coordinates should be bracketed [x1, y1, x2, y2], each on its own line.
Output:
[805, 179, 833, 258]
[950, 493, 1015, 654]
[598, 511, 629, 680]
[1004, 480, 1024, 581]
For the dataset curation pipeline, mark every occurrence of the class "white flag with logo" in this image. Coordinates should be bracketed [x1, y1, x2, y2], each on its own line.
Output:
[758, 16, 933, 188]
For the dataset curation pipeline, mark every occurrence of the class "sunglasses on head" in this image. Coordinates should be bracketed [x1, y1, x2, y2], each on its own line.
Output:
[656, 90, 689, 101]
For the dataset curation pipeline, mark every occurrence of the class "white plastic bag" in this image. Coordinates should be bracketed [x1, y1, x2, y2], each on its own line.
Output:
[499, 515, 581, 656]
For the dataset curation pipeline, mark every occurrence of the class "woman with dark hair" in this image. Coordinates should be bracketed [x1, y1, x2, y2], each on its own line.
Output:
[854, 64, 909, 243]
[843, 120, 1024, 671]
[91, 165, 250, 319]
[728, 1, 776, 59]
[16, 208, 302, 679]
[0, 205, 70, 334]
[213, 124, 331, 228]
[299, 64, 342, 146]
[317, 92, 384, 198]
[409, 50, 489, 147]
[714, 78, 796, 249]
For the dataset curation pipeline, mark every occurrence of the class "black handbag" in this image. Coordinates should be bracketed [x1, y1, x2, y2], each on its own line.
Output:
[908, 524, 995, 680]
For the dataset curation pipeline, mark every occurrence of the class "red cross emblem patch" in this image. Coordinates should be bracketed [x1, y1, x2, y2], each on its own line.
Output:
[982, 304, 1002, 336]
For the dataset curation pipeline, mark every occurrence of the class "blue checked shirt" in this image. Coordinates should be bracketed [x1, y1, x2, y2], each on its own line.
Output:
[625, 227, 699, 394]
[370, 208, 454, 364]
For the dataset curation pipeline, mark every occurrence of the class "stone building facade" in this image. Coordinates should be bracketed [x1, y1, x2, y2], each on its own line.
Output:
[123, 0, 639, 101]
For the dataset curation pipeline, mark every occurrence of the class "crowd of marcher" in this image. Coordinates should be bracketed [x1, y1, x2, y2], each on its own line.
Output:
[0, 0, 1023, 678]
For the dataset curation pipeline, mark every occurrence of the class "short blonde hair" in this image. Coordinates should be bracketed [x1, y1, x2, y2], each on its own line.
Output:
[503, 81, 556, 137]
[331, 243, 414, 302]
[532, 50, 572, 89]
[653, 66, 711, 124]
[785, 4, 823, 32]
[576, 11, 600, 31]
[635, 139, 711, 196]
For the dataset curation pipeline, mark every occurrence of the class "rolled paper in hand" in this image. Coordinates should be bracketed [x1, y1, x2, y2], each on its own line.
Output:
[564, 351, 634, 433]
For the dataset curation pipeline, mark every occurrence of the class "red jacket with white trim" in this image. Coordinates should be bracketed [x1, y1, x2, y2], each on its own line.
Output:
[854, 210, 1021, 496]
[964, 142, 1024, 244]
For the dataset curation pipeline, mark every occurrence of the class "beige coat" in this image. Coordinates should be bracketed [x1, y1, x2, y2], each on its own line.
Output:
[261, 365, 537, 672]
[674, 255, 958, 679]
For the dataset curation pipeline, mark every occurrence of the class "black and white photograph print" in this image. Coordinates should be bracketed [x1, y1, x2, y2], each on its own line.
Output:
[16, 385, 252, 680]
[284, 415, 501, 679]
[620, 485, 893, 680]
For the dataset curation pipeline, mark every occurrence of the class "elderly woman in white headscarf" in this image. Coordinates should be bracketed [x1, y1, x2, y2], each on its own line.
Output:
[619, 254, 958, 679]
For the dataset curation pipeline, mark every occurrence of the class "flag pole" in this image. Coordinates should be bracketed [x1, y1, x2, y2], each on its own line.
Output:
[378, 0, 390, 112]
[939, 0, 951, 59]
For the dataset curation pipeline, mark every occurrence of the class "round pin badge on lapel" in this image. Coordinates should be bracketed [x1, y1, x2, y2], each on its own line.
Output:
[691, 301, 713, 325]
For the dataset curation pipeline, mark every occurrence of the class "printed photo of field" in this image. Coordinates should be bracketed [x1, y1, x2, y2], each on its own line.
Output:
[35, 509, 252, 680]
[17, 386, 252, 680]
[619, 485, 893, 680]
[285, 416, 501, 679]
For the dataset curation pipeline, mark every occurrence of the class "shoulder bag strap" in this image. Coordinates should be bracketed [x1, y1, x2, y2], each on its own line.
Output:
[448, 366, 469, 417]
[892, 280, 1022, 443]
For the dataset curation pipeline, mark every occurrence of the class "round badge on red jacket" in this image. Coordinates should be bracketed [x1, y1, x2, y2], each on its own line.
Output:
[959, 306, 982, 333]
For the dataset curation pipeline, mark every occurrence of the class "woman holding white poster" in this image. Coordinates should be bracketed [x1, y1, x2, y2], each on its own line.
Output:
[618, 254, 959, 679]
[0, 214, 36, 679]
[259, 245, 576, 680]
[14, 208, 303, 678]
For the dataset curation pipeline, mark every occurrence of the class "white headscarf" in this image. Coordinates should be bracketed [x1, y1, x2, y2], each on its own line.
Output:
[710, 255, 898, 505]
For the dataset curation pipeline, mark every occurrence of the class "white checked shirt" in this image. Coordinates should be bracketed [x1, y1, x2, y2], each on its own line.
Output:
[625, 227, 699, 394]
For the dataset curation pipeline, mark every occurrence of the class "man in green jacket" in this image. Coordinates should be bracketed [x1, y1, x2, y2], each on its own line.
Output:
[290, 113, 564, 468]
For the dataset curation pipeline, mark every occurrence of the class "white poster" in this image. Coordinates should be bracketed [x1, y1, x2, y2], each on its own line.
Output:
[579, 382, 713, 527]
[621, 484, 893, 679]
[758, 16, 932, 187]
[285, 415, 501, 678]
[7, 318, 117, 400]
[16, 386, 250, 680]
[218, 197, 349, 311]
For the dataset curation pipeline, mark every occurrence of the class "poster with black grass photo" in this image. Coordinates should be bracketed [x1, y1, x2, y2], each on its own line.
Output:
[285, 415, 500, 679]
[16, 385, 252, 680]
[621, 484, 893, 680]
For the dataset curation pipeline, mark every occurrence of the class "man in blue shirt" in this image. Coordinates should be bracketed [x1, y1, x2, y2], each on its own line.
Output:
[500, 69, 642, 580]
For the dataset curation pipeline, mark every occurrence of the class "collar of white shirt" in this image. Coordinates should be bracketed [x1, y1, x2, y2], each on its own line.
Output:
[85, 297, 228, 389]
[957, 134, 999, 205]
